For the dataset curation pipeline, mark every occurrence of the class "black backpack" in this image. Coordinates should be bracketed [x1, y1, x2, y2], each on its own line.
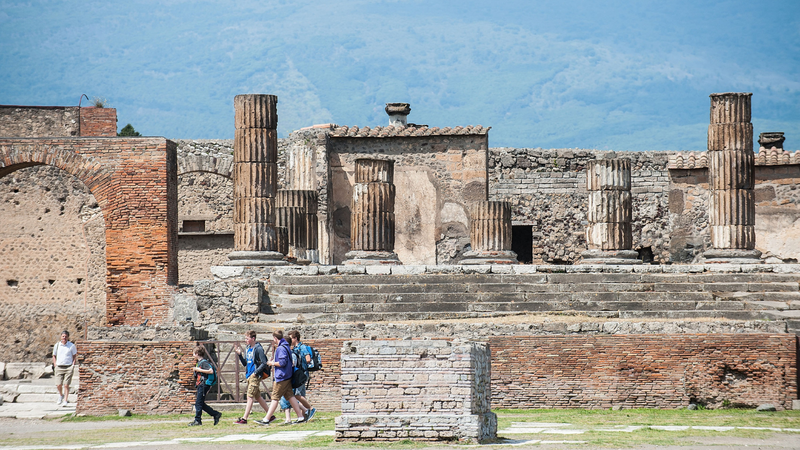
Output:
[289, 344, 308, 389]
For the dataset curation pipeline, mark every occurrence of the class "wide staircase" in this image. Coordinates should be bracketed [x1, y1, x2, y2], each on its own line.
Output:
[261, 270, 800, 331]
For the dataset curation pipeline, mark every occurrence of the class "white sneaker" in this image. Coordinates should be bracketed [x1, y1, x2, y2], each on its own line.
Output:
[56, 396, 63, 406]
[62, 400, 70, 407]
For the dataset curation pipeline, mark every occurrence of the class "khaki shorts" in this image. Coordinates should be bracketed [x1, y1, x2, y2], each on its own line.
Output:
[55, 365, 74, 386]
[271, 379, 293, 402]
[246, 374, 261, 399]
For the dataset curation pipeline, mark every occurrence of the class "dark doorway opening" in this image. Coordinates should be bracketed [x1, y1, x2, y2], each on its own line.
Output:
[512, 225, 533, 264]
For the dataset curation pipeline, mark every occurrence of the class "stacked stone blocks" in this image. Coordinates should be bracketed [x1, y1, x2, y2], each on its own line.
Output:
[336, 339, 496, 443]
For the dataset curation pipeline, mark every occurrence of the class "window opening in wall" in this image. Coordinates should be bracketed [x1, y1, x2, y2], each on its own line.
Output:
[182, 220, 206, 233]
[7, 279, 18, 287]
[511, 225, 533, 264]
[637, 246, 654, 264]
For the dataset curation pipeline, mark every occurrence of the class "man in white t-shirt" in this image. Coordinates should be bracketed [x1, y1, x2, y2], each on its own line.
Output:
[52, 330, 77, 407]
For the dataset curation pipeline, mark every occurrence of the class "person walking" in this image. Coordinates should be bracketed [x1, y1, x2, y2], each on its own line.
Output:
[233, 330, 274, 425]
[188, 345, 222, 426]
[52, 330, 77, 407]
[257, 330, 305, 426]
[288, 330, 316, 421]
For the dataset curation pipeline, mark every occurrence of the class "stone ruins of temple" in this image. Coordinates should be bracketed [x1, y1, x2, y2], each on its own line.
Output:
[1, 93, 799, 426]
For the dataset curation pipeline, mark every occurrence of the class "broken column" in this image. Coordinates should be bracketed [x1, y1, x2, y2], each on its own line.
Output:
[227, 94, 286, 266]
[335, 339, 496, 443]
[758, 132, 785, 150]
[277, 189, 319, 263]
[581, 158, 640, 264]
[276, 205, 307, 263]
[703, 92, 761, 263]
[344, 158, 400, 265]
[461, 201, 517, 264]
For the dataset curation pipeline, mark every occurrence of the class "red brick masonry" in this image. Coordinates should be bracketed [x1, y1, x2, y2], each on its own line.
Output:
[0, 138, 179, 325]
[306, 335, 796, 411]
[79, 107, 117, 137]
[77, 334, 796, 415]
[77, 341, 196, 415]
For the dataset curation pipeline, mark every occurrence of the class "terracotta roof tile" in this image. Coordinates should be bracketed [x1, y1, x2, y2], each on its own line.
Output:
[328, 124, 490, 138]
[667, 148, 800, 169]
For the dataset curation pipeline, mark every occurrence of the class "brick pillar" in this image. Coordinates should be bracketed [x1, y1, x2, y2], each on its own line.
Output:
[581, 158, 641, 264]
[461, 201, 517, 264]
[344, 159, 400, 265]
[277, 189, 319, 263]
[227, 94, 287, 266]
[703, 92, 761, 264]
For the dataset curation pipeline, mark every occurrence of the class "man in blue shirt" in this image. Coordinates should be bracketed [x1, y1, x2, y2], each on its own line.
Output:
[233, 330, 273, 425]
[257, 330, 305, 425]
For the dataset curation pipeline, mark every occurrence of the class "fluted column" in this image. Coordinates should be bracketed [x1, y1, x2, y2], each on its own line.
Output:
[276, 206, 307, 262]
[344, 159, 400, 265]
[703, 92, 761, 263]
[580, 158, 640, 264]
[461, 201, 517, 264]
[277, 189, 319, 263]
[227, 94, 286, 266]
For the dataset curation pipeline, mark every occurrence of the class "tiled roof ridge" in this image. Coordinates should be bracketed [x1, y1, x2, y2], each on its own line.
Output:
[328, 124, 490, 138]
[668, 147, 800, 169]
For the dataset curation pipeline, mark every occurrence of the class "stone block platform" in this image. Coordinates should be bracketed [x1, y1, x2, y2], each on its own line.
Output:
[335, 339, 496, 443]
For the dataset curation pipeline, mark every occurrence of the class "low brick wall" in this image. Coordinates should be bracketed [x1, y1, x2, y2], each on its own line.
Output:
[77, 341, 195, 415]
[307, 334, 796, 412]
[492, 334, 797, 410]
[335, 339, 496, 443]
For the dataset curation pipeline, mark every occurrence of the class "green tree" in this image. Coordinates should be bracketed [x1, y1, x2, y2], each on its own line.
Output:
[118, 124, 141, 136]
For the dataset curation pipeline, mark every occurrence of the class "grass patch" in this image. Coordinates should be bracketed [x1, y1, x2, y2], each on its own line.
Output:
[2, 408, 799, 449]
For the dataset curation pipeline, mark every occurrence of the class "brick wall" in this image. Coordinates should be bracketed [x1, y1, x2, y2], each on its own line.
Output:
[301, 334, 796, 411]
[77, 341, 195, 415]
[79, 108, 117, 137]
[0, 137, 178, 326]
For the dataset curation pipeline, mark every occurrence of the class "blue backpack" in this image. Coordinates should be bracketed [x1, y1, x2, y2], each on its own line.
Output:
[202, 359, 216, 386]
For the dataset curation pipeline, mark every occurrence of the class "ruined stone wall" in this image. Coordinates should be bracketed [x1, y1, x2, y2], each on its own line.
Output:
[0, 106, 117, 138]
[489, 148, 800, 264]
[326, 132, 489, 265]
[0, 138, 178, 327]
[0, 106, 81, 137]
[77, 341, 195, 415]
[0, 165, 106, 361]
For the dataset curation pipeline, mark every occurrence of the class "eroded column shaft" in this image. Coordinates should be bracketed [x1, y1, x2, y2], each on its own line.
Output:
[585, 159, 632, 251]
[707, 93, 755, 250]
[230, 94, 281, 260]
[277, 189, 319, 251]
[469, 201, 512, 252]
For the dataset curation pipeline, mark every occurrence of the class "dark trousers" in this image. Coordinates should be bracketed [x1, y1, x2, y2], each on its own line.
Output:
[195, 383, 218, 423]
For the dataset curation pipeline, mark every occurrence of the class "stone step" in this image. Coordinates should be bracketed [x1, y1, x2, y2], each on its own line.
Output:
[269, 272, 800, 287]
[619, 310, 774, 320]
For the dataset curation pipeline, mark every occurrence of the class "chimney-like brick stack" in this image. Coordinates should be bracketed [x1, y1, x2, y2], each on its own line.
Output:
[79, 107, 117, 137]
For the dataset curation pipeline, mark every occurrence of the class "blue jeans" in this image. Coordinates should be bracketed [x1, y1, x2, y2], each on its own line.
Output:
[280, 385, 306, 411]
[195, 384, 218, 423]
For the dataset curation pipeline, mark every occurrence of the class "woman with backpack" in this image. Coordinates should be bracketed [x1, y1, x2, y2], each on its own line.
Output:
[189, 345, 222, 426]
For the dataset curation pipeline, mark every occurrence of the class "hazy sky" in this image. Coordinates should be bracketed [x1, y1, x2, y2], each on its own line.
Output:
[1, 0, 798, 150]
